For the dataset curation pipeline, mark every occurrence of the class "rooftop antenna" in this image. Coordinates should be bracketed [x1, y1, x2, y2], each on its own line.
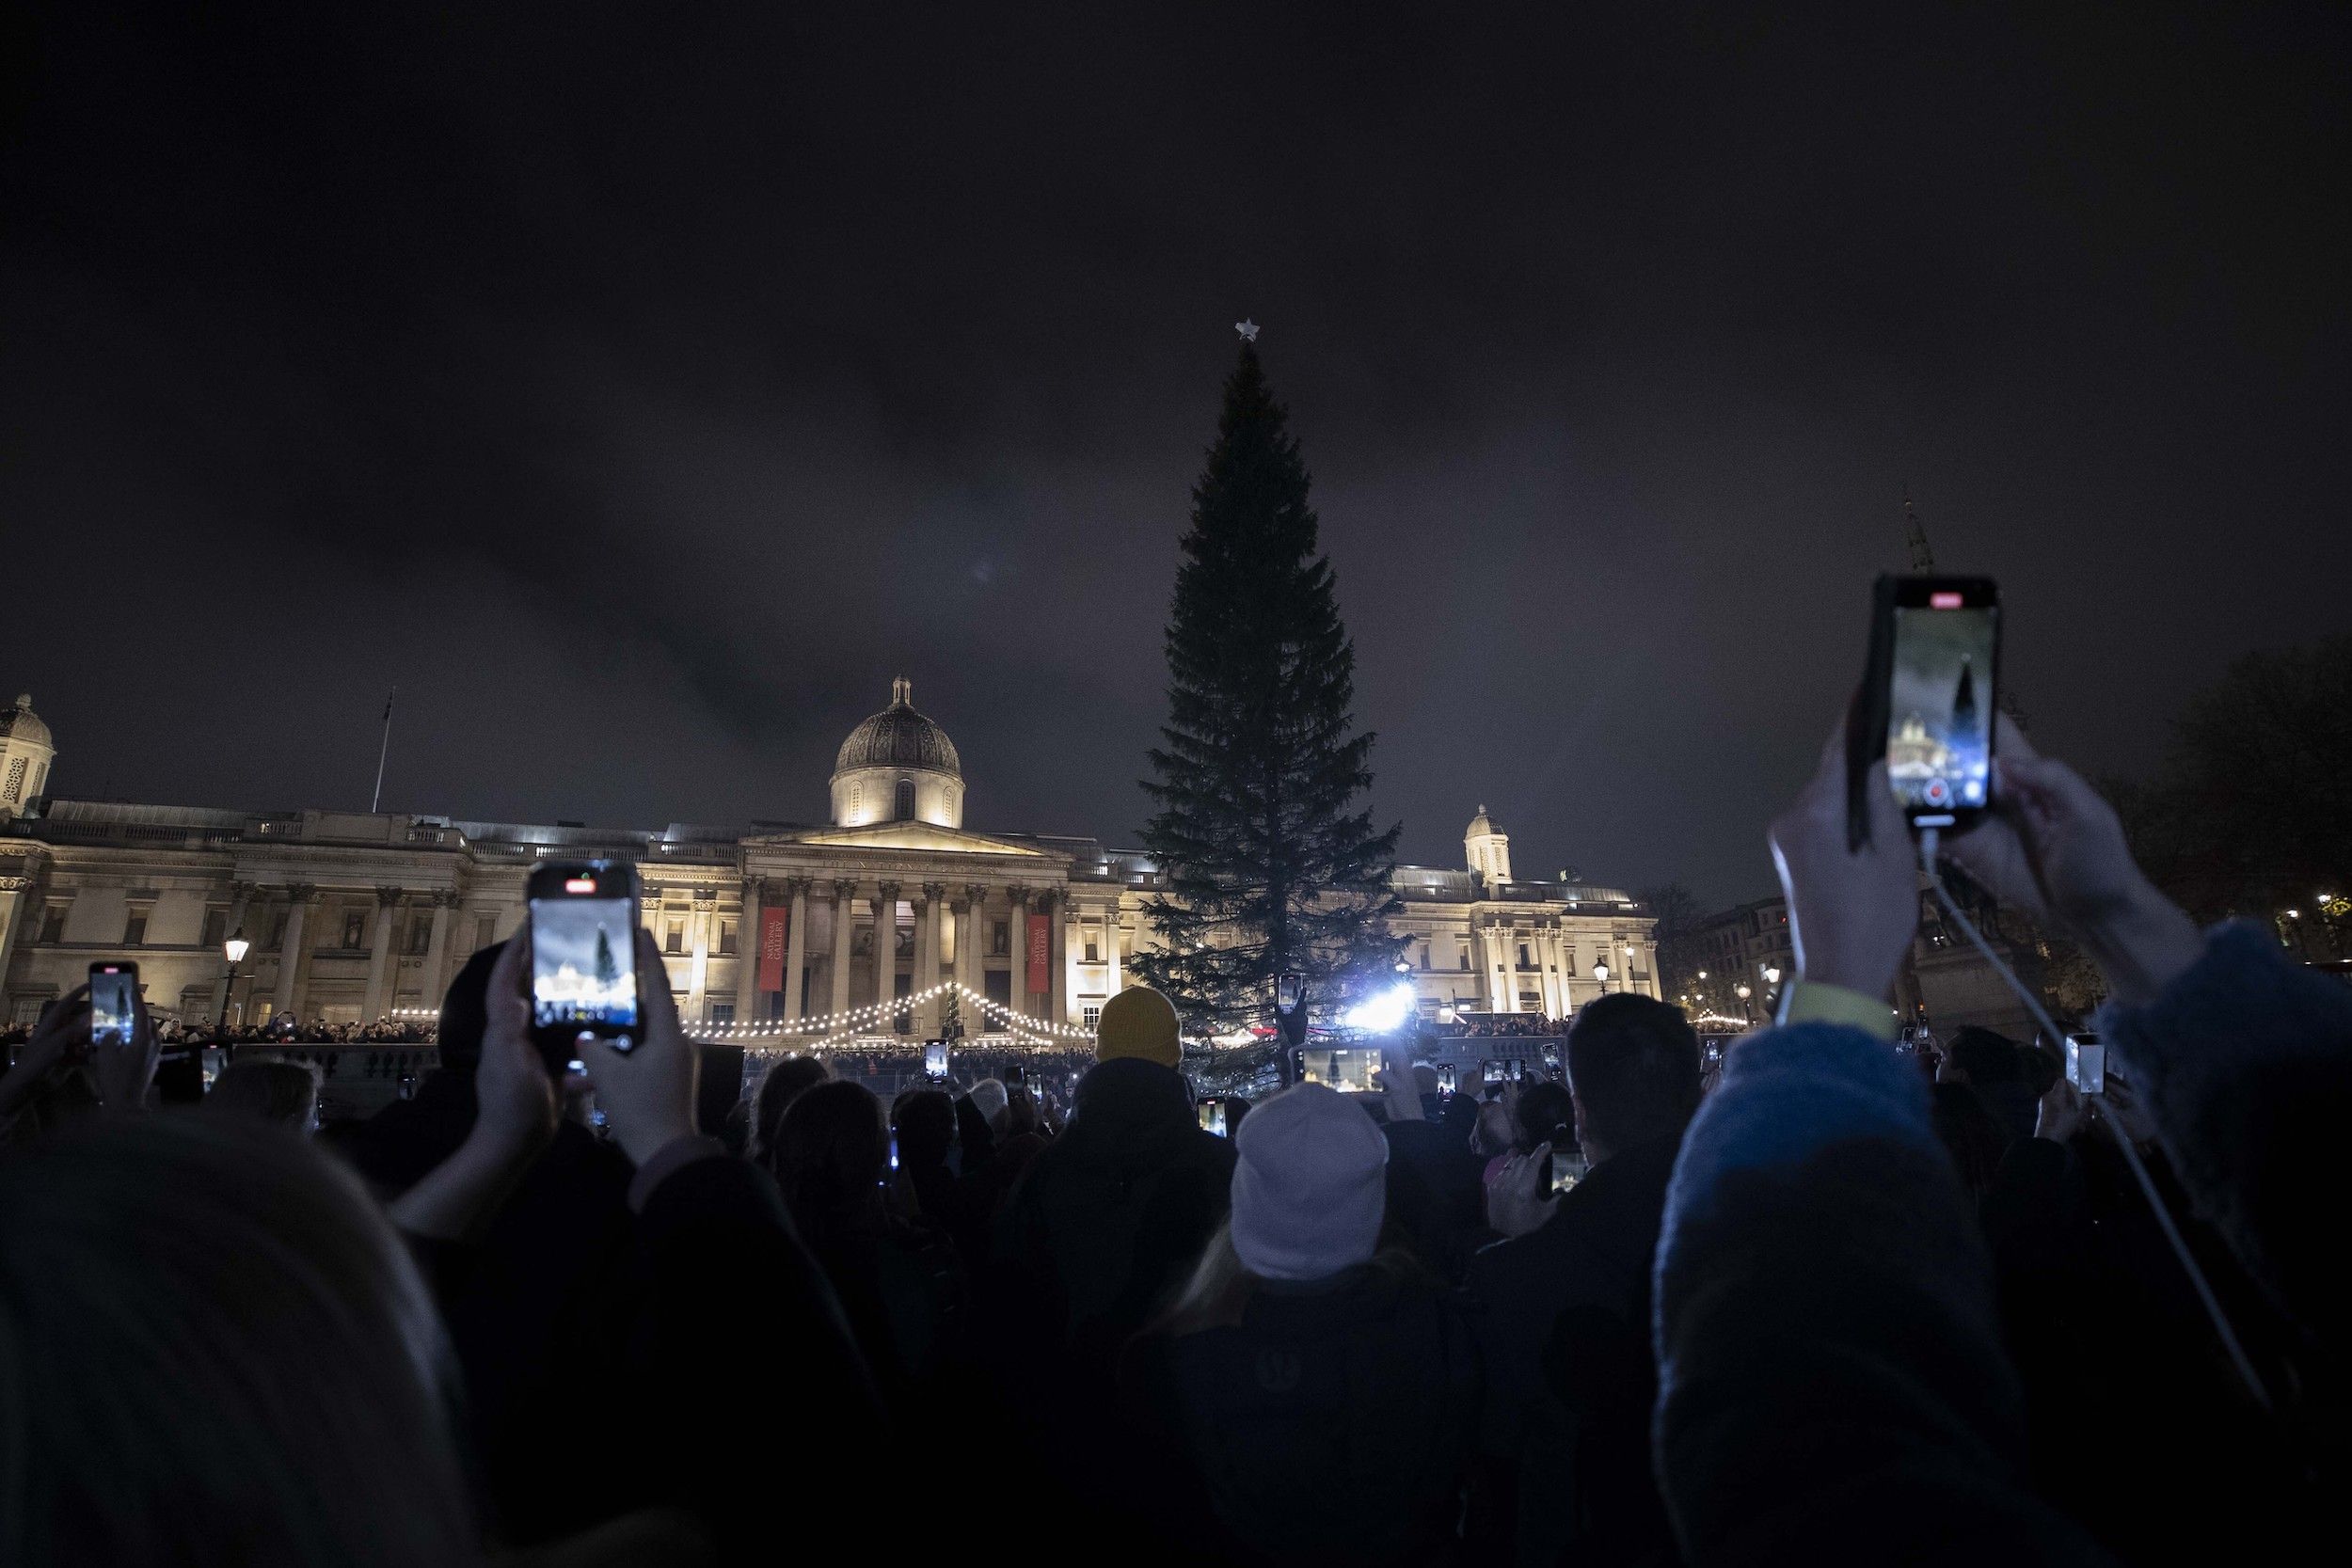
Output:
[371, 687, 395, 814]
[1900, 484, 1937, 571]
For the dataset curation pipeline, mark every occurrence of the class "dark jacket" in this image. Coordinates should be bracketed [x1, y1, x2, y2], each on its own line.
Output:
[1380, 1114, 1491, 1284]
[2098, 919, 2352, 1353]
[1653, 1020, 2110, 1566]
[1124, 1264, 1480, 1568]
[1468, 1132, 1681, 1568]
[993, 1055, 1237, 1368]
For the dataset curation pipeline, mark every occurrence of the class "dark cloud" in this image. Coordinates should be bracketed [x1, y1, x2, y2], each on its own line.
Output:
[3, 2, 2345, 900]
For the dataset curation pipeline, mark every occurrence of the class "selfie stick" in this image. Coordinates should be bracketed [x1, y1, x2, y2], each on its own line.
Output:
[1915, 827, 2271, 1414]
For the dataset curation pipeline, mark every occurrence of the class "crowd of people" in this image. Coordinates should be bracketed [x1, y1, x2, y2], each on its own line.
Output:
[0, 711, 2342, 1565]
[0, 1013, 444, 1051]
[1449, 1012, 1574, 1037]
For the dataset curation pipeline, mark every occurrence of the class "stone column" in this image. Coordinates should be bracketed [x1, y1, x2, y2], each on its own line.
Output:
[420, 890, 457, 1011]
[872, 881, 901, 1021]
[915, 882, 945, 1035]
[1006, 886, 1032, 1020]
[735, 876, 766, 1022]
[828, 879, 855, 1023]
[274, 885, 318, 1019]
[1103, 900, 1124, 996]
[953, 884, 983, 1024]
[362, 885, 403, 1020]
[209, 879, 252, 1024]
[687, 889, 715, 1022]
[0, 869, 34, 1001]
[1050, 889, 1073, 1026]
[782, 878, 809, 1024]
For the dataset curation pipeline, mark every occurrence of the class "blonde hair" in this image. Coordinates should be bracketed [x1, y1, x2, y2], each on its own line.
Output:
[0, 1116, 481, 1566]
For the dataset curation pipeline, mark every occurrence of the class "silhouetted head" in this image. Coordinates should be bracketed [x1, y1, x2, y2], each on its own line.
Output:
[204, 1058, 322, 1131]
[750, 1053, 834, 1168]
[0, 1116, 479, 1566]
[771, 1080, 888, 1243]
[435, 942, 503, 1076]
[891, 1088, 957, 1170]
[1565, 994, 1703, 1162]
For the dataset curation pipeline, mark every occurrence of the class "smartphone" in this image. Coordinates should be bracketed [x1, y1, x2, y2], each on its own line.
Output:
[527, 861, 643, 1072]
[1482, 1060, 1504, 1085]
[924, 1040, 949, 1079]
[2066, 1032, 2105, 1097]
[1438, 1064, 1457, 1094]
[1276, 973, 1302, 1014]
[1197, 1098, 1228, 1137]
[888, 1128, 900, 1172]
[88, 962, 138, 1047]
[1867, 576, 2000, 831]
[1005, 1063, 1025, 1087]
[1550, 1151, 1587, 1196]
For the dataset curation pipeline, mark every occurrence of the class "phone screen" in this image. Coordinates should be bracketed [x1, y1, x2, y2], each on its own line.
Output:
[1276, 974, 1301, 1013]
[1198, 1099, 1228, 1136]
[925, 1041, 949, 1078]
[1887, 590, 1997, 823]
[530, 895, 639, 1034]
[89, 964, 136, 1046]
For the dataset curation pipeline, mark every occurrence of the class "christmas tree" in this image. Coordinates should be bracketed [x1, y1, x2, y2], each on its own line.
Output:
[594, 927, 619, 990]
[1133, 334, 1405, 1036]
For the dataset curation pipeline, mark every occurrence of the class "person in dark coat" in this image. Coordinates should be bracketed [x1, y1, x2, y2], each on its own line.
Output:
[1123, 1082, 1478, 1567]
[772, 1077, 965, 1415]
[989, 985, 1237, 1546]
[1467, 992, 1702, 1567]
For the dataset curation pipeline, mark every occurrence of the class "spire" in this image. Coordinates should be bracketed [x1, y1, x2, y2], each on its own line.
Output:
[1900, 485, 1937, 571]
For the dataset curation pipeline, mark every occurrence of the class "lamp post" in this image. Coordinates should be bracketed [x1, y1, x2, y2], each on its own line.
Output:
[1736, 982, 1754, 1023]
[1593, 959, 1611, 996]
[1762, 963, 1783, 1017]
[216, 927, 250, 1036]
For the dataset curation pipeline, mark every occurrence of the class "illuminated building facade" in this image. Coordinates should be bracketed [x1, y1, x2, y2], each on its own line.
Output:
[0, 685, 1658, 1034]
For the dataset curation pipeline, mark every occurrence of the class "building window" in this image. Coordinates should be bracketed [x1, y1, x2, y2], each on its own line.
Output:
[342, 911, 366, 949]
[1418, 943, 1430, 970]
[1, 756, 24, 803]
[990, 921, 1009, 957]
[894, 778, 915, 820]
[475, 914, 496, 951]
[123, 908, 150, 946]
[1083, 1004, 1103, 1028]
[408, 916, 432, 955]
[1084, 940, 1100, 963]
[200, 909, 227, 949]
[717, 920, 738, 957]
[665, 919, 685, 955]
[1517, 942, 1531, 969]
[270, 915, 289, 951]
[708, 1001, 735, 1024]
[39, 904, 68, 944]
[1563, 950, 1577, 975]
[1459, 945, 1471, 971]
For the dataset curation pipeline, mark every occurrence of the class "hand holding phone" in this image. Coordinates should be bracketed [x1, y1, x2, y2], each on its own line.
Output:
[528, 861, 643, 1076]
[570, 926, 697, 1166]
[87, 963, 160, 1111]
[1858, 576, 1999, 835]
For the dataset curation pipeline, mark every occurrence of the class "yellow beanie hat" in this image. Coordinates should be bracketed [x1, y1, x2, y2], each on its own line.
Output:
[1095, 985, 1182, 1069]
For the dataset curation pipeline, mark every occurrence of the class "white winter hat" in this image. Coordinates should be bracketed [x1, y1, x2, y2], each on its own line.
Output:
[969, 1077, 1009, 1129]
[1230, 1083, 1389, 1281]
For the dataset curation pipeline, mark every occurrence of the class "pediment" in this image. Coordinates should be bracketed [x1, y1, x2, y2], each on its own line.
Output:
[780, 821, 1050, 856]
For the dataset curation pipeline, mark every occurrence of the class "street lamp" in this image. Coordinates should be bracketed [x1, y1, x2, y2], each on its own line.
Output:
[1736, 982, 1754, 1023]
[216, 927, 250, 1035]
[1593, 959, 1611, 995]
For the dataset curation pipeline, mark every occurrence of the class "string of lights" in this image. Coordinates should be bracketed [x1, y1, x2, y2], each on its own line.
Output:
[697, 981, 1095, 1051]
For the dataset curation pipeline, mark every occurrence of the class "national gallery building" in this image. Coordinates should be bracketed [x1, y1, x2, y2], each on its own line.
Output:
[0, 684, 1659, 1037]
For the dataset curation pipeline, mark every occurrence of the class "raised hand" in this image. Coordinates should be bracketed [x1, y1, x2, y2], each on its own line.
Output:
[1770, 716, 1919, 1000]
[1486, 1141, 1555, 1238]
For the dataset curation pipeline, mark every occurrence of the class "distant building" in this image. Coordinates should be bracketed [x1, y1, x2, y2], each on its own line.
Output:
[1674, 895, 1794, 1022]
[0, 686, 1658, 1033]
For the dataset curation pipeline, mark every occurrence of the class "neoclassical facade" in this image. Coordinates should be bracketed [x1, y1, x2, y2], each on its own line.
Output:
[0, 685, 1658, 1036]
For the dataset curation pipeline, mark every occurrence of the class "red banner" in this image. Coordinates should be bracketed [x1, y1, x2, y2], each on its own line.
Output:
[756, 905, 789, 993]
[1026, 913, 1051, 996]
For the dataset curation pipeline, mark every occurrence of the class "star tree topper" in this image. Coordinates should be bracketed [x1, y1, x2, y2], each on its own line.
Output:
[1235, 318, 1260, 342]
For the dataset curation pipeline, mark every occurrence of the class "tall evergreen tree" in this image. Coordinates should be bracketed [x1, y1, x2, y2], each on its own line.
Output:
[1134, 340, 1405, 1035]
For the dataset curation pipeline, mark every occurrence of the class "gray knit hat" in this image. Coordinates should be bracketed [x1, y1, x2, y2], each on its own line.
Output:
[1230, 1083, 1389, 1281]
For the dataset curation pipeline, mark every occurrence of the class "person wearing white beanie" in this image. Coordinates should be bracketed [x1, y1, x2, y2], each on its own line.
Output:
[1123, 1082, 1481, 1563]
[1229, 1083, 1390, 1280]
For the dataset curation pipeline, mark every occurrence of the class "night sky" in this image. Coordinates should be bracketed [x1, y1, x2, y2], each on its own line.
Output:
[4, 4, 2344, 905]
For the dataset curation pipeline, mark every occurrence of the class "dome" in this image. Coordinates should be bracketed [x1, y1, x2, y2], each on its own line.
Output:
[1466, 803, 1496, 838]
[834, 678, 961, 778]
[0, 694, 50, 749]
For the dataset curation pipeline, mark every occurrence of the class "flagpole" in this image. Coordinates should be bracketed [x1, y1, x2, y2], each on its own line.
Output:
[371, 687, 396, 814]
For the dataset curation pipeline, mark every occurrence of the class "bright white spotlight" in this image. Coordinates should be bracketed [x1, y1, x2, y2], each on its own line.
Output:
[1343, 981, 1417, 1033]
